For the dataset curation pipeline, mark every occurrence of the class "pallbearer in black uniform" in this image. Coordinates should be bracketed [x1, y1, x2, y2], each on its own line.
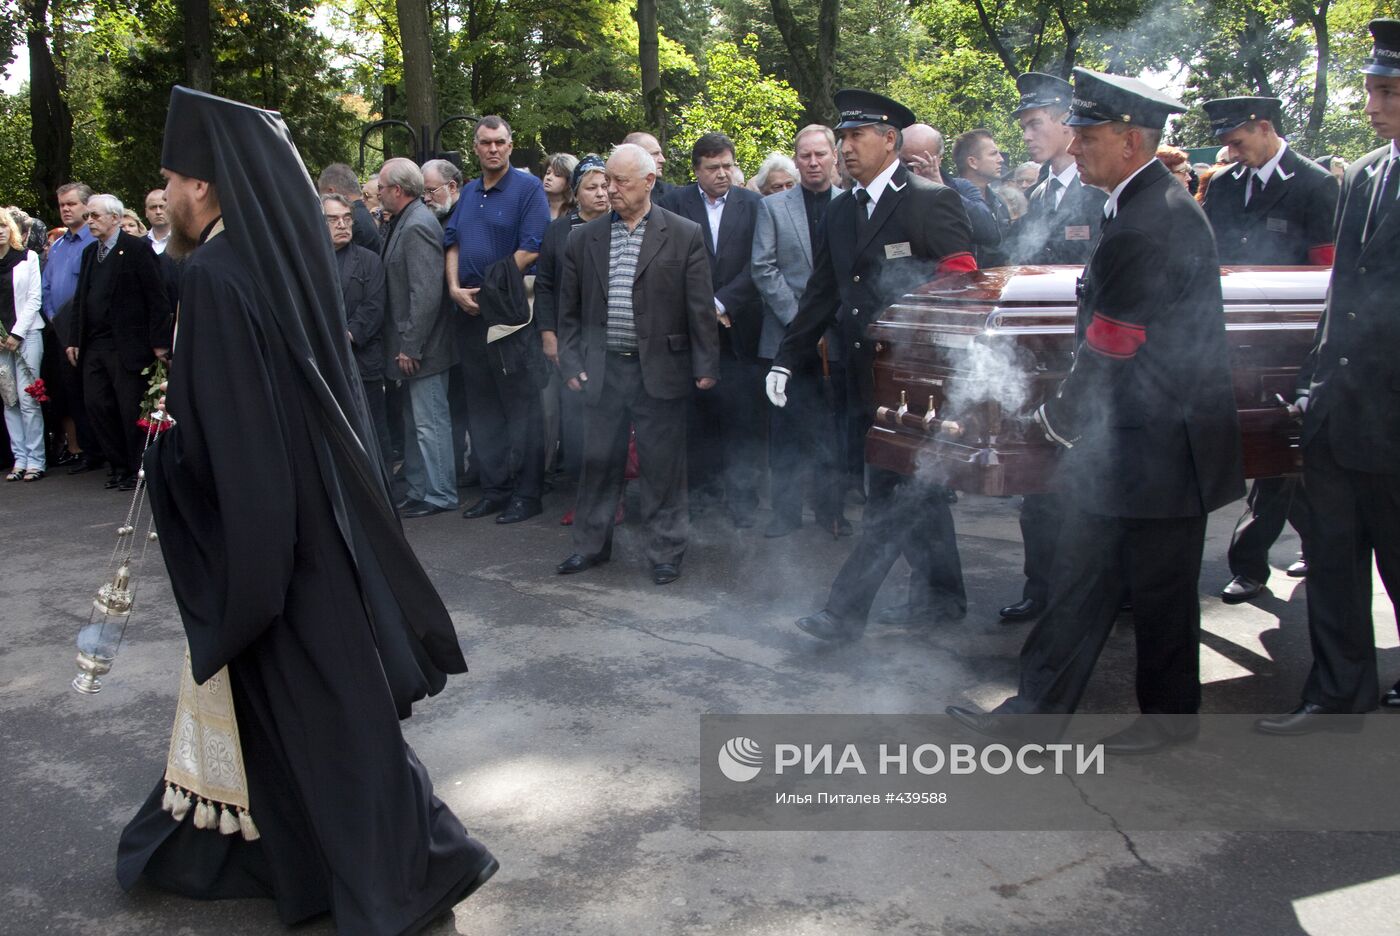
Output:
[948, 70, 1245, 754]
[767, 89, 977, 640]
[1200, 95, 1339, 605]
[1002, 72, 1109, 624]
[1257, 20, 1400, 733]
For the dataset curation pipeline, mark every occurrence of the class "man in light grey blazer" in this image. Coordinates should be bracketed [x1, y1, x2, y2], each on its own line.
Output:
[751, 124, 850, 538]
[378, 158, 459, 516]
[555, 143, 720, 585]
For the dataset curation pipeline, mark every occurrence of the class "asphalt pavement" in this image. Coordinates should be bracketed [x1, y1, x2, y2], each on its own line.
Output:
[3, 466, 1399, 935]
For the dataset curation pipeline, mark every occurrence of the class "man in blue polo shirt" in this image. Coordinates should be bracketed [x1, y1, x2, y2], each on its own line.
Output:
[444, 115, 552, 524]
[43, 182, 100, 472]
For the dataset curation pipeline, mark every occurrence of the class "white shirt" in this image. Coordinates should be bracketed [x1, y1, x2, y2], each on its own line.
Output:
[147, 229, 170, 255]
[1245, 140, 1289, 205]
[1048, 161, 1079, 209]
[853, 158, 903, 217]
[1103, 158, 1159, 220]
[702, 189, 726, 250]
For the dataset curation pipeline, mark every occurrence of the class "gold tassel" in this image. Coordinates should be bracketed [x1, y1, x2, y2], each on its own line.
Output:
[238, 808, 260, 842]
[218, 805, 240, 836]
[171, 789, 192, 822]
[161, 783, 176, 813]
[193, 799, 210, 829]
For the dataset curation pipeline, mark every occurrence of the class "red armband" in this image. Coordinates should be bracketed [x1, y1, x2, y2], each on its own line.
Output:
[936, 252, 977, 274]
[1307, 243, 1335, 266]
[1085, 312, 1146, 359]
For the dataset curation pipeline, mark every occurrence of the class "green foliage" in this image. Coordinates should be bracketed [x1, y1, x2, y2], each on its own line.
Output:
[0, 91, 35, 209]
[670, 35, 802, 178]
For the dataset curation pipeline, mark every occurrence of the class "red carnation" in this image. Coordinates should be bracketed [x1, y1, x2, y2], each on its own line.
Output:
[23, 378, 48, 403]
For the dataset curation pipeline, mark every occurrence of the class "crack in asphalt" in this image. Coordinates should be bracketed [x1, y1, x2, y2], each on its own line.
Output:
[461, 567, 791, 678]
[1065, 771, 1162, 874]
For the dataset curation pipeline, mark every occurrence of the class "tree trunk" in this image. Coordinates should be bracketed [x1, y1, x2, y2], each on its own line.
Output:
[183, 0, 212, 91]
[25, 0, 71, 215]
[769, 0, 839, 126]
[395, 0, 438, 159]
[636, 0, 663, 141]
[1302, 0, 1330, 151]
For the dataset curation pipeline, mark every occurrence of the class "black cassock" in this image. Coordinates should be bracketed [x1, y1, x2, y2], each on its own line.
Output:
[116, 234, 493, 935]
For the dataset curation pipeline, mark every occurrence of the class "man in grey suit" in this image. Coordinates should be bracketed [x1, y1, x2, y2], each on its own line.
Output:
[377, 158, 459, 516]
[555, 143, 720, 584]
[751, 123, 850, 538]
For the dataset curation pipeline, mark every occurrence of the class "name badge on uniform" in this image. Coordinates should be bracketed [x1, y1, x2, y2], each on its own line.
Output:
[884, 241, 913, 259]
[1064, 225, 1091, 241]
[1267, 217, 1289, 233]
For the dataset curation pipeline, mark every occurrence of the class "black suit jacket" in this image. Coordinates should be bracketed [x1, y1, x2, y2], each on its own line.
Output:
[556, 206, 719, 403]
[1011, 169, 1107, 265]
[1202, 146, 1338, 265]
[72, 230, 173, 372]
[660, 183, 763, 360]
[338, 243, 386, 381]
[1300, 145, 1400, 472]
[1042, 159, 1244, 518]
[775, 162, 975, 406]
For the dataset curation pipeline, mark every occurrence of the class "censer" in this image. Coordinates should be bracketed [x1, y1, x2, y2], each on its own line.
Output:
[72, 407, 172, 694]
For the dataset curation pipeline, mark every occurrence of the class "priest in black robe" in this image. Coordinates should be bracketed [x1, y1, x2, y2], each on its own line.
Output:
[116, 86, 497, 934]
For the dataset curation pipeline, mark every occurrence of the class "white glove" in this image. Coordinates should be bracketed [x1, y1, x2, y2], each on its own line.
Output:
[765, 367, 790, 408]
[1294, 394, 1309, 415]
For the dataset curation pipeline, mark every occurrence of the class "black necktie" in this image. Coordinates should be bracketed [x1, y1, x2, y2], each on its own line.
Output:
[1246, 172, 1263, 207]
[854, 188, 871, 229]
[1048, 177, 1064, 212]
[1375, 159, 1399, 229]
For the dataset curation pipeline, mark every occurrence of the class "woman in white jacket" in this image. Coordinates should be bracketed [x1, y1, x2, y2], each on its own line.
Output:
[0, 210, 45, 480]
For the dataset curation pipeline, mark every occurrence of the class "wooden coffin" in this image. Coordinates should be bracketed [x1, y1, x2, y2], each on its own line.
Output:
[864, 265, 1328, 496]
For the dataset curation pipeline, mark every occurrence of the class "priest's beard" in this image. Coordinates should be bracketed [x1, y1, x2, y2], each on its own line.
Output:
[432, 197, 459, 219]
[166, 224, 200, 260]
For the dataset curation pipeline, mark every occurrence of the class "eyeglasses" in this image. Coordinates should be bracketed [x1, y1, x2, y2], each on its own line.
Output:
[82, 211, 108, 220]
[423, 183, 454, 199]
[325, 215, 353, 227]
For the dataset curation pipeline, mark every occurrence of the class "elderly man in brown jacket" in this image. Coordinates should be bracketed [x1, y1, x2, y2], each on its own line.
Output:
[555, 143, 720, 585]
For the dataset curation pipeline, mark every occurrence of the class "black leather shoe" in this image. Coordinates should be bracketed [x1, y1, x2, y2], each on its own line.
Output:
[462, 496, 509, 519]
[1098, 716, 1199, 755]
[68, 457, 104, 475]
[495, 497, 542, 524]
[1286, 558, 1308, 578]
[1221, 575, 1265, 604]
[54, 450, 78, 467]
[795, 609, 863, 642]
[557, 550, 609, 575]
[765, 514, 801, 538]
[652, 562, 680, 585]
[1254, 702, 1366, 736]
[107, 471, 135, 490]
[1384, 681, 1400, 708]
[999, 598, 1045, 622]
[395, 496, 417, 511]
[117, 474, 138, 492]
[104, 473, 123, 489]
[402, 501, 453, 518]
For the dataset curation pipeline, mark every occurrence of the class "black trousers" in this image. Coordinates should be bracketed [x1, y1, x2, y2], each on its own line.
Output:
[1299, 437, 1400, 712]
[1019, 492, 1065, 604]
[1227, 476, 1311, 582]
[768, 366, 844, 526]
[361, 378, 394, 472]
[573, 353, 688, 566]
[826, 465, 966, 621]
[459, 317, 544, 502]
[42, 327, 96, 454]
[81, 339, 147, 475]
[999, 507, 1208, 715]
[688, 354, 766, 516]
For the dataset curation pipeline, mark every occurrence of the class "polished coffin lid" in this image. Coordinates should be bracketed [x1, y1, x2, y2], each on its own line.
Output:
[864, 265, 1329, 495]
